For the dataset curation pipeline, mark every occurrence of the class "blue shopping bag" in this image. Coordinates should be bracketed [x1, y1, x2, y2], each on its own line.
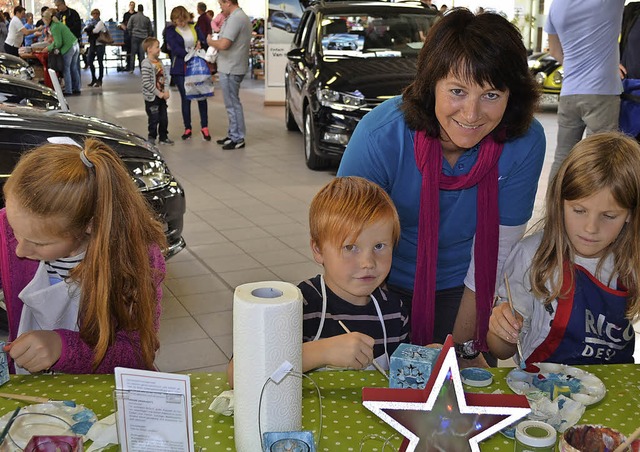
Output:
[620, 78, 640, 138]
[185, 50, 214, 101]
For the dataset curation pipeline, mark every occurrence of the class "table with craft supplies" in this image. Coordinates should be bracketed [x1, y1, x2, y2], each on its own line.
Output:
[0, 365, 637, 451]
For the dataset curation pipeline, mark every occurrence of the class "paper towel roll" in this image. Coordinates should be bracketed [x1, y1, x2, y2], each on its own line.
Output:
[233, 281, 303, 452]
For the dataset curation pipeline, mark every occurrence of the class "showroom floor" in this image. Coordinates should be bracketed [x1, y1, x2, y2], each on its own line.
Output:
[54, 68, 638, 371]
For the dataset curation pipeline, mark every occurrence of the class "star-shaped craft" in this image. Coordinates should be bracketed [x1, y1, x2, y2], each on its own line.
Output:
[362, 336, 530, 452]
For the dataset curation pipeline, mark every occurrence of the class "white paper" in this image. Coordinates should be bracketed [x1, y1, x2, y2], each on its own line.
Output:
[114, 367, 194, 452]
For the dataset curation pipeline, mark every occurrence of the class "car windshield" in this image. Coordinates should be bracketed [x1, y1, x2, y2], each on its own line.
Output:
[320, 12, 435, 58]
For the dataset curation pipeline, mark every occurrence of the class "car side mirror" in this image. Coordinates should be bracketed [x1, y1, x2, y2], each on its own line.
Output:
[287, 48, 305, 62]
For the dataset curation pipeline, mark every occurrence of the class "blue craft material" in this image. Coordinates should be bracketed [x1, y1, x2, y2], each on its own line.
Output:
[389, 343, 440, 389]
[0, 342, 9, 387]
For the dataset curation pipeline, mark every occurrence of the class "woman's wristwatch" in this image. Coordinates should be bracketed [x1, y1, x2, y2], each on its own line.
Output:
[454, 339, 480, 359]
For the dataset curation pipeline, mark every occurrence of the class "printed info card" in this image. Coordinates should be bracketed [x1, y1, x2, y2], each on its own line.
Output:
[114, 367, 194, 452]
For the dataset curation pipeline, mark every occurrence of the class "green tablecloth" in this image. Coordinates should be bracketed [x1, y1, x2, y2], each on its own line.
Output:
[0, 364, 638, 451]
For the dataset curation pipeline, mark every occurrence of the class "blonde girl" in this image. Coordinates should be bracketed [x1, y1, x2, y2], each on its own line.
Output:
[0, 138, 167, 374]
[488, 132, 640, 365]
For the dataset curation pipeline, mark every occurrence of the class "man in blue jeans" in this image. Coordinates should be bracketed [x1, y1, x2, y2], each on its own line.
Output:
[207, 0, 251, 150]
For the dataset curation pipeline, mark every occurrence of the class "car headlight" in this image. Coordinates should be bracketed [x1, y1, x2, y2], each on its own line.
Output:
[317, 89, 366, 111]
[4, 66, 28, 79]
[124, 158, 173, 192]
[553, 69, 563, 85]
[534, 72, 546, 85]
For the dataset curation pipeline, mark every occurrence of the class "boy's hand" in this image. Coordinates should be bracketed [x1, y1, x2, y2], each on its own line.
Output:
[488, 302, 522, 344]
[164, 91, 170, 100]
[323, 332, 375, 369]
[5, 330, 62, 373]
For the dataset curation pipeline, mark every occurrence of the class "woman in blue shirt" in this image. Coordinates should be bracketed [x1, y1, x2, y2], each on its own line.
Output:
[338, 9, 545, 367]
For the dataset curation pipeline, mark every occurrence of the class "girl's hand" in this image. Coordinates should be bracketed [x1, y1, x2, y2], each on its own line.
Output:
[5, 331, 62, 373]
[488, 302, 522, 344]
[195, 40, 202, 50]
[324, 332, 375, 369]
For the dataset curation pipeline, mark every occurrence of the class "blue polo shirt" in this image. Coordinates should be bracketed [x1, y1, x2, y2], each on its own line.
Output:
[337, 96, 546, 292]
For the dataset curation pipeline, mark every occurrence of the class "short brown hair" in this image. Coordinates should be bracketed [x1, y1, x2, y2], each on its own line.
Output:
[402, 8, 539, 142]
[309, 177, 400, 250]
[142, 37, 159, 53]
[170, 5, 191, 24]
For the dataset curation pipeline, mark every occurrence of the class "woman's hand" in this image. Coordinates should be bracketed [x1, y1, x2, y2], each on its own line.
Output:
[4, 330, 62, 373]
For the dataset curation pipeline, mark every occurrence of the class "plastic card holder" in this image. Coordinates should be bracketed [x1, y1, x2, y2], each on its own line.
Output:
[262, 431, 316, 452]
[113, 389, 193, 452]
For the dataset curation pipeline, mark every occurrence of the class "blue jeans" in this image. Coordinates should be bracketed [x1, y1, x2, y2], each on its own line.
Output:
[87, 44, 105, 82]
[173, 74, 208, 130]
[219, 72, 246, 141]
[145, 98, 169, 140]
[130, 36, 146, 71]
[63, 42, 81, 94]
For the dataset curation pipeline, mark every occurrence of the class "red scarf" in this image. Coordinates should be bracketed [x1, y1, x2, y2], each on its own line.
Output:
[412, 130, 503, 350]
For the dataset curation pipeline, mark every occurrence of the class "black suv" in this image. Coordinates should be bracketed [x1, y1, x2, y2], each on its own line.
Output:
[285, 0, 438, 169]
[0, 105, 186, 257]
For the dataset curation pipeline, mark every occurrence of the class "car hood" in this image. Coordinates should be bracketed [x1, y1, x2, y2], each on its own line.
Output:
[319, 56, 417, 99]
[0, 53, 29, 68]
[0, 105, 157, 159]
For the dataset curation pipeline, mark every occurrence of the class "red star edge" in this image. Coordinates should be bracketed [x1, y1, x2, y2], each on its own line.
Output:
[362, 336, 530, 451]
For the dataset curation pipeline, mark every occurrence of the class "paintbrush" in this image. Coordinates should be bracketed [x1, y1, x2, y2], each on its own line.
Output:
[613, 425, 640, 452]
[504, 273, 526, 370]
[338, 320, 389, 379]
[0, 392, 76, 406]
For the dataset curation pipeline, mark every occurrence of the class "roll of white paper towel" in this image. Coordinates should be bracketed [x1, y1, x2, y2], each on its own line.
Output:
[233, 281, 303, 452]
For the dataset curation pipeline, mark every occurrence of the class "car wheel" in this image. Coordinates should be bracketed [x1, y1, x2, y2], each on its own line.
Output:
[286, 24, 292, 33]
[285, 93, 299, 131]
[304, 105, 327, 170]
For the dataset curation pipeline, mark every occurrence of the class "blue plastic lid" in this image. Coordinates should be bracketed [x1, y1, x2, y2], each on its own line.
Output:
[460, 367, 493, 387]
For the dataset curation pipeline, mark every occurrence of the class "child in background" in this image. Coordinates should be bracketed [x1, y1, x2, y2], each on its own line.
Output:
[227, 177, 409, 387]
[488, 132, 640, 365]
[0, 138, 167, 374]
[141, 37, 173, 146]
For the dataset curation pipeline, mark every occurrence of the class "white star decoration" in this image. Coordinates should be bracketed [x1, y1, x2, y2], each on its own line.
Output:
[362, 336, 531, 451]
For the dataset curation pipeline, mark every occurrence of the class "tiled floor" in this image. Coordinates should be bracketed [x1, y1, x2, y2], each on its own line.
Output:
[34, 69, 640, 371]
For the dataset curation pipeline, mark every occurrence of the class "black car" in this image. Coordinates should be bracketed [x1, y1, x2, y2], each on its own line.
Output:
[0, 75, 66, 110]
[285, 1, 438, 169]
[0, 105, 186, 257]
[0, 53, 35, 81]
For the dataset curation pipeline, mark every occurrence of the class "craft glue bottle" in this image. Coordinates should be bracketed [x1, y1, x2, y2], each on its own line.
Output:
[514, 421, 557, 452]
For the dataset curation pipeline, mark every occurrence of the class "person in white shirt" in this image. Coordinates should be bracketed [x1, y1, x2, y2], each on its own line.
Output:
[5, 6, 41, 56]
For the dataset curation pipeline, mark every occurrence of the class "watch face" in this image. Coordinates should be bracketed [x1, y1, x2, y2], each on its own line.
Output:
[463, 341, 476, 355]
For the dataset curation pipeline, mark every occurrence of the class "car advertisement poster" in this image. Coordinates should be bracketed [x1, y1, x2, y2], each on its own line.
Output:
[266, 0, 303, 100]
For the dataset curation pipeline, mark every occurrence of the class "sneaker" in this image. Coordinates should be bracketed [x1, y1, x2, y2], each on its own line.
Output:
[159, 138, 175, 146]
[222, 139, 245, 150]
[201, 127, 212, 141]
[147, 137, 156, 145]
[181, 129, 192, 140]
[216, 136, 232, 145]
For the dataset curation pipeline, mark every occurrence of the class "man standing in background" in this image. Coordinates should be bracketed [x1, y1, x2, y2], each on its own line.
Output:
[127, 4, 153, 73]
[207, 0, 251, 150]
[196, 2, 212, 39]
[545, 0, 625, 178]
[120, 1, 136, 72]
